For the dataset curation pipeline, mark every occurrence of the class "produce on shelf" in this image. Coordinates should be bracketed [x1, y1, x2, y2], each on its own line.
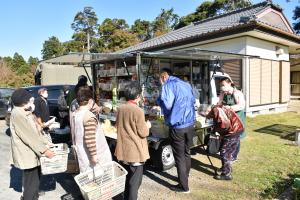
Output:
[102, 119, 117, 134]
[102, 102, 112, 113]
[150, 116, 169, 138]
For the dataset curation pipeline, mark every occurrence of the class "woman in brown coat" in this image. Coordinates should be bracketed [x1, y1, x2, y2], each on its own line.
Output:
[115, 82, 151, 200]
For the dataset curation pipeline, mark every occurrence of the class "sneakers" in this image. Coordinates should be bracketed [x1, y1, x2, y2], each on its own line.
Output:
[170, 184, 190, 193]
[214, 174, 233, 181]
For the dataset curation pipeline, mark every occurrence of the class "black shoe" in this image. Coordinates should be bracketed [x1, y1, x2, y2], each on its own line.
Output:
[170, 184, 190, 193]
[214, 174, 232, 181]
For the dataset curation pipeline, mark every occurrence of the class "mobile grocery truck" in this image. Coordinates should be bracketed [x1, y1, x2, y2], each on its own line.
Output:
[88, 49, 251, 171]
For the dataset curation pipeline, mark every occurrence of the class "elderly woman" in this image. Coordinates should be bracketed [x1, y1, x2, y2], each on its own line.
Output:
[115, 81, 151, 200]
[73, 86, 112, 172]
[217, 77, 246, 162]
[10, 88, 54, 200]
[213, 77, 246, 181]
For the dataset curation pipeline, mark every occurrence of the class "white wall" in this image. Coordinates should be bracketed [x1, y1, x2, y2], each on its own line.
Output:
[40, 63, 92, 85]
[245, 37, 289, 61]
[191, 37, 247, 54]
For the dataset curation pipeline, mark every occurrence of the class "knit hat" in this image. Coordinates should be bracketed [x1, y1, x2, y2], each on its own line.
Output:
[11, 88, 32, 107]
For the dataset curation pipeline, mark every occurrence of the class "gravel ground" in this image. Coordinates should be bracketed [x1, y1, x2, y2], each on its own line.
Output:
[0, 119, 222, 200]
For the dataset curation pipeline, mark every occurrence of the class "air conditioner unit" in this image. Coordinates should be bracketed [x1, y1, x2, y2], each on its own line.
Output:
[276, 46, 284, 55]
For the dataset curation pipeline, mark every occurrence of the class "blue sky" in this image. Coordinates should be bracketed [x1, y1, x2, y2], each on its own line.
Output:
[0, 0, 298, 60]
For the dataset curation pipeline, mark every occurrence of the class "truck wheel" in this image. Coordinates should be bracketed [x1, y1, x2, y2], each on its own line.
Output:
[157, 144, 175, 171]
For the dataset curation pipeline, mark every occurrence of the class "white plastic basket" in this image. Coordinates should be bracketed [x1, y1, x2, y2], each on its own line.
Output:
[40, 143, 69, 175]
[74, 161, 128, 200]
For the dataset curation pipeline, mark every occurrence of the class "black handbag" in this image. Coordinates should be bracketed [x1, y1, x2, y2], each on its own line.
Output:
[205, 132, 221, 154]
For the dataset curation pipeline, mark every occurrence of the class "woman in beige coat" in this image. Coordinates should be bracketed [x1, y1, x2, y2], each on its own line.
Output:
[115, 82, 151, 200]
[10, 89, 54, 200]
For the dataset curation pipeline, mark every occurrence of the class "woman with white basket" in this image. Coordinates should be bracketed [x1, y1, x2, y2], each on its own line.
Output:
[73, 86, 112, 173]
[9, 88, 55, 200]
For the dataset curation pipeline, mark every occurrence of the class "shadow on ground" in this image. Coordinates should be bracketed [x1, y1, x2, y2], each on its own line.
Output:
[254, 124, 300, 141]
[144, 165, 177, 189]
[144, 148, 219, 190]
[260, 173, 300, 199]
[9, 164, 83, 200]
[41, 173, 83, 200]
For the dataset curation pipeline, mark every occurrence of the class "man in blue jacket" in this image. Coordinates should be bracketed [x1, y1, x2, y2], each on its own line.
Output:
[156, 68, 196, 193]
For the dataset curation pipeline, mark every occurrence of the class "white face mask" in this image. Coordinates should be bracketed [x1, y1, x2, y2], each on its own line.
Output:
[42, 92, 48, 99]
[30, 104, 35, 112]
[220, 85, 231, 93]
[24, 97, 35, 112]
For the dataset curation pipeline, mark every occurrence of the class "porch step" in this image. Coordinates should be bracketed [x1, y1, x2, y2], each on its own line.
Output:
[288, 100, 300, 113]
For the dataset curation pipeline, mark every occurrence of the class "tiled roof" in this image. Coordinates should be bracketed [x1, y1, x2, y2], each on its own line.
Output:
[117, 1, 289, 53]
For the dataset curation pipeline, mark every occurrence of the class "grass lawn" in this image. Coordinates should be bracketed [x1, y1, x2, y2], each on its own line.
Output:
[203, 112, 300, 199]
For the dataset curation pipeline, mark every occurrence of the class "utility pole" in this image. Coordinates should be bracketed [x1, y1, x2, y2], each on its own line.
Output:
[86, 18, 90, 53]
[87, 31, 90, 53]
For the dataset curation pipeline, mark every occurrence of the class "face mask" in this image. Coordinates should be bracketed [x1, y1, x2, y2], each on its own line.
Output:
[42, 92, 48, 99]
[221, 85, 231, 93]
[25, 104, 35, 112]
[24, 98, 35, 112]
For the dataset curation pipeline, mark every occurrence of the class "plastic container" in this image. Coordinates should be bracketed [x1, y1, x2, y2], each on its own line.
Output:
[40, 143, 69, 175]
[74, 161, 127, 200]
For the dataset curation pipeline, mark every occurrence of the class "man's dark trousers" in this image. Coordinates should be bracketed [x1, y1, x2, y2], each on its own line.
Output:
[170, 125, 195, 191]
[23, 166, 41, 200]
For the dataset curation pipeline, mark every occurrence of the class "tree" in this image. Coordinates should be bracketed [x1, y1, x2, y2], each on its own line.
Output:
[71, 6, 98, 52]
[63, 40, 84, 53]
[28, 56, 39, 67]
[152, 8, 179, 37]
[11, 53, 29, 74]
[106, 29, 139, 52]
[2, 56, 13, 68]
[0, 54, 35, 87]
[99, 18, 129, 37]
[28, 56, 39, 73]
[41, 36, 64, 60]
[131, 19, 152, 41]
[175, 0, 252, 29]
[98, 18, 138, 52]
[293, 6, 300, 34]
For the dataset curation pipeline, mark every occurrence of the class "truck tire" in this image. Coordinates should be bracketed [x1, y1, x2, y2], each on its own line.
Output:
[155, 144, 175, 171]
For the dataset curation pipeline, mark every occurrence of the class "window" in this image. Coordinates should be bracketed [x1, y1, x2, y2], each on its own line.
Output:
[291, 72, 300, 84]
[0, 88, 14, 99]
[291, 71, 300, 95]
[48, 89, 63, 100]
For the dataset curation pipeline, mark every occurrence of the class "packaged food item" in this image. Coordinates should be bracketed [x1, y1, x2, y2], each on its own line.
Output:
[102, 119, 117, 134]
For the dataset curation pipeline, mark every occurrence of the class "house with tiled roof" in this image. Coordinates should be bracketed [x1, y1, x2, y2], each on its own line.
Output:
[118, 1, 300, 115]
